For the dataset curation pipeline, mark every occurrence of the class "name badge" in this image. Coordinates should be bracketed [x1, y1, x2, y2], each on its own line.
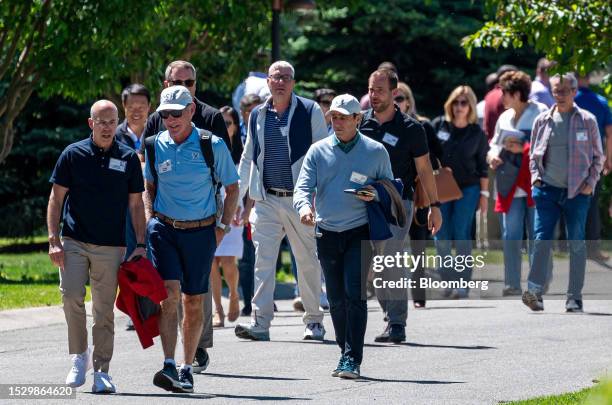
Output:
[158, 159, 172, 174]
[382, 132, 399, 146]
[437, 130, 450, 141]
[280, 126, 289, 138]
[576, 131, 587, 141]
[350, 171, 368, 185]
[108, 158, 127, 172]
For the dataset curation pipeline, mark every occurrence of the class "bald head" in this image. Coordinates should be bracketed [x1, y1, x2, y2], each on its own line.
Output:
[90, 100, 118, 119]
[88, 100, 119, 151]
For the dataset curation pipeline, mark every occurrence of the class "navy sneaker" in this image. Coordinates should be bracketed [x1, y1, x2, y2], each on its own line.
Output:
[153, 362, 187, 393]
[192, 348, 209, 374]
[178, 368, 194, 393]
[388, 325, 406, 343]
[331, 355, 346, 377]
[338, 357, 360, 379]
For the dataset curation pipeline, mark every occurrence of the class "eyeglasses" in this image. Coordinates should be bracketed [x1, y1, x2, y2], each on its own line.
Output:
[552, 88, 573, 97]
[169, 79, 196, 87]
[92, 118, 118, 127]
[159, 110, 185, 119]
[394, 96, 406, 103]
[269, 74, 293, 82]
[224, 120, 235, 127]
[452, 99, 469, 107]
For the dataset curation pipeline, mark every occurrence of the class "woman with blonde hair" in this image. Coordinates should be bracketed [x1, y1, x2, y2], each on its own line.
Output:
[431, 85, 489, 299]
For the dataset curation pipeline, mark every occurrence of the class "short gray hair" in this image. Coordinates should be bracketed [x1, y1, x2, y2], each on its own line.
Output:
[268, 60, 295, 78]
[165, 60, 197, 81]
[550, 72, 577, 89]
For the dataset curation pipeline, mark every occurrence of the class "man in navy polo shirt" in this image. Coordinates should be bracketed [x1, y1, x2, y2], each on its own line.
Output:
[47, 100, 146, 393]
[144, 86, 239, 393]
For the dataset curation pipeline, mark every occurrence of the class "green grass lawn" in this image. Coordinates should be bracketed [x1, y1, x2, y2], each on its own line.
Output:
[506, 387, 593, 404]
[0, 249, 92, 310]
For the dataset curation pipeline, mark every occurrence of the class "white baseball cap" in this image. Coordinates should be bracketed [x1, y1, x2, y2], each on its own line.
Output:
[156, 85, 193, 112]
[327, 94, 361, 115]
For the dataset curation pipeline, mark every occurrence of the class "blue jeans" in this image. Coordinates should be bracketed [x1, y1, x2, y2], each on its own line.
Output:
[434, 184, 480, 284]
[502, 198, 553, 290]
[528, 183, 591, 299]
[316, 224, 370, 365]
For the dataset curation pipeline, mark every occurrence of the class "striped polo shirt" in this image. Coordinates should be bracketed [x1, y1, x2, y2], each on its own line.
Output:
[263, 102, 294, 190]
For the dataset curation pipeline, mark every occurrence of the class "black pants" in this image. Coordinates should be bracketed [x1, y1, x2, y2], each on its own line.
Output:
[409, 207, 429, 302]
[316, 224, 371, 364]
[238, 226, 255, 309]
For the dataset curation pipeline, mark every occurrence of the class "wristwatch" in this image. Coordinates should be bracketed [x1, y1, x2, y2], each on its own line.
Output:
[217, 222, 232, 235]
[430, 201, 441, 208]
[480, 190, 490, 198]
[136, 243, 146, 249]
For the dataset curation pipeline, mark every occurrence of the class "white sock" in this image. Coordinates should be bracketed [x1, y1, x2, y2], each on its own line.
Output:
[164, 358, 176, 367]
[180, 364, 192, 373]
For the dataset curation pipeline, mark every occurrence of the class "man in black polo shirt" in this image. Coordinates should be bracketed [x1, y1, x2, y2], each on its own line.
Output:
[359, 69, 442, 343]
[47, 100, 146, 393]
[139, 60, 227, 373]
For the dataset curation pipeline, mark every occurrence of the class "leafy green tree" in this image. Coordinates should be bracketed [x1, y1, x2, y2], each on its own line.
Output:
[0, 0, 272, 164]
[285, 1, 539, 118]
[462, 1, 611, 84]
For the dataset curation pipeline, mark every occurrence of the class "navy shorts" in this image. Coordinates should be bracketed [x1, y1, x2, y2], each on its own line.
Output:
[147, 217, 216, 295]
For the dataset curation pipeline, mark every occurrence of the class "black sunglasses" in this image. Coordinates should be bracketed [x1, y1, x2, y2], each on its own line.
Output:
[170, 79, 195, 87]
[159, 110, 185, 119]
[452, 99, 469, 107]
[394, 96, 406, 103]
[224, 120, 235, 127]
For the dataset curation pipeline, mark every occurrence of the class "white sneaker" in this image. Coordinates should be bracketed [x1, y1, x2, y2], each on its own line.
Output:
[303, 322, 326, 341]
[65, 347, 92, 388]
[92, 371, 116, 394]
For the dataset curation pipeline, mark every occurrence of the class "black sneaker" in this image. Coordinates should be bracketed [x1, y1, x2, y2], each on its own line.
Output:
[192, 348, 209, 374]
[241, 306, 252, 317]
[178, 368, 194, 393]
[522, 290, 544, 311]
[566, 299, 583, 313]
[374, 324, 391, 343]
[388, 325, 406, 343]
[153, 362, 186, 393]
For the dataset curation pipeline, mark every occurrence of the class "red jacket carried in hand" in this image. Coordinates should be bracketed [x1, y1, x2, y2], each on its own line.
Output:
[116, 257, 167, 349]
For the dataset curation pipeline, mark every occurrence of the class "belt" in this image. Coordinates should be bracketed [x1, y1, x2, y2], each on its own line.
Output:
[266, 188, 293, 197]
[154, 212, 216, 230]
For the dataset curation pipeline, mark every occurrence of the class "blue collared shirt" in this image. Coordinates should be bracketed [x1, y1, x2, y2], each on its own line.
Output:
[144, 126, 239, 220]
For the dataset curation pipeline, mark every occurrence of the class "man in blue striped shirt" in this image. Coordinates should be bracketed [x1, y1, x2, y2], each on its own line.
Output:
[235, 61, 328, 341]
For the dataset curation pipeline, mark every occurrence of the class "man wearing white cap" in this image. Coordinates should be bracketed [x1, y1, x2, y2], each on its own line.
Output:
[294, 94, 394, 379]
[143, 86, 239, 393]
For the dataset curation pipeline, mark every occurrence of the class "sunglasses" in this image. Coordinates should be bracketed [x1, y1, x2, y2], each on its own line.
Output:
[394, 96, 406, 103]
[159, 110, 185, 119]
[169, 79, 196, 87]
[224, 120, 235, 127]
[452, 99, 469, 107]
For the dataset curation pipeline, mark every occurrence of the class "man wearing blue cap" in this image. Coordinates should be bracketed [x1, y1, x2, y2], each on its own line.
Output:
[143, 86, 239, 393]
[294, 93, 394, 379]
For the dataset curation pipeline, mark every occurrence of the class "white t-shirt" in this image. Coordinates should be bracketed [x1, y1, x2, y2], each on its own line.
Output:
[489, 101, 548, 198]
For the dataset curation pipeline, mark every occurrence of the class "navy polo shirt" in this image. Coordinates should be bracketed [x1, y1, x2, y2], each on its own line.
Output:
[50, 136, 144, 246]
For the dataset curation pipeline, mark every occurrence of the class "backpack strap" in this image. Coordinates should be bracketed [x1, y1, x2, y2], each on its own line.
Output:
[198, 129, 218, 190]
[144, 134, 158, 188]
